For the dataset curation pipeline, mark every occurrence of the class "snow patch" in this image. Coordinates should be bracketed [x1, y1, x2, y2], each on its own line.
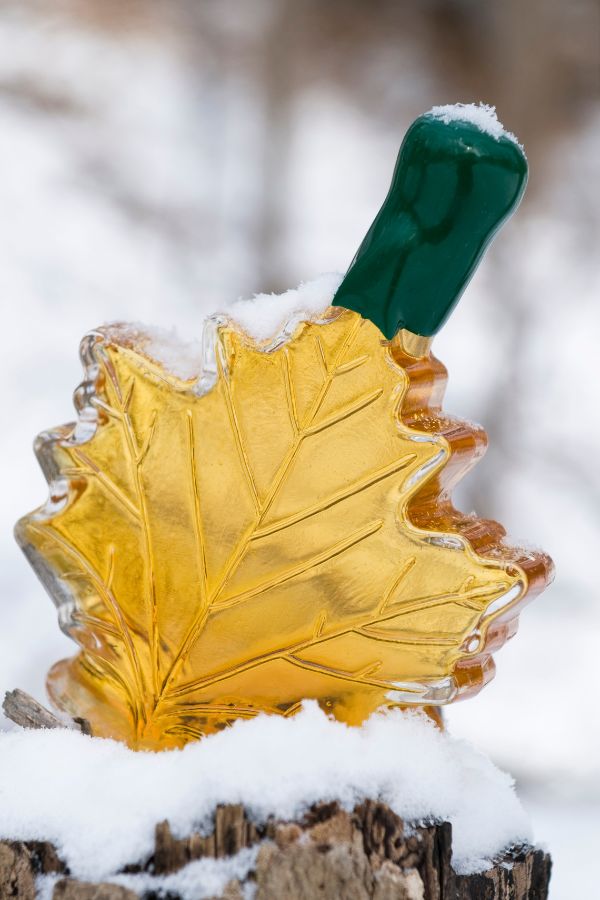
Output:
[428, 103, 521, 147]
[107, 273, 343, 381]
[0, 703, 530, 881]
[106, 322, 205, 382]
[37, 854, 259, 900]
[110, 846, 259, 899]
[223, 271, 343, 342]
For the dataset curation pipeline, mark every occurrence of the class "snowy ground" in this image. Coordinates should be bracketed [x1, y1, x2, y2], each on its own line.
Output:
[0, 6, 598, 898]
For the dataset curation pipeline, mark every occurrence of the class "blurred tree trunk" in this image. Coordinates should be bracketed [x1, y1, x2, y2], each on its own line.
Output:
[254, 0, 297, 294]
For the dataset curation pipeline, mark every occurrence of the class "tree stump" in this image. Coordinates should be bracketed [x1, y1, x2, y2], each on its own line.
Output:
[0, 800, 551, 900]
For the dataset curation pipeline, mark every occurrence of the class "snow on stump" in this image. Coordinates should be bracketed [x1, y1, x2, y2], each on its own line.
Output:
[0, 699, 552, 899]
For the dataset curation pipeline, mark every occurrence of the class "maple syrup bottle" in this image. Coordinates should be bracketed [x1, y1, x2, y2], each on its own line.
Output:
[16, 106, 552, 749]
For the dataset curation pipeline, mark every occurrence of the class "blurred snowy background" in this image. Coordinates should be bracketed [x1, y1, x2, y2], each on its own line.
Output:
[0, 1, 597, 896]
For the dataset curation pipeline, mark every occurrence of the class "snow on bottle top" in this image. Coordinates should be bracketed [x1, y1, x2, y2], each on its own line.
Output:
[427, 102, 522, 147]
[109, 273, 343, 381]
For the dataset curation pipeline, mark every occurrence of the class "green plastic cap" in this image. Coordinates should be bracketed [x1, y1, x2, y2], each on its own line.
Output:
[333, 109, 528, 339]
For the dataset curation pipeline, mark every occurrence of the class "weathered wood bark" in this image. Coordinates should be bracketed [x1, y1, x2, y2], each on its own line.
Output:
[2, 690, 91, 735]
[0, 800, 551, 900]
[52, 883, 138, 900]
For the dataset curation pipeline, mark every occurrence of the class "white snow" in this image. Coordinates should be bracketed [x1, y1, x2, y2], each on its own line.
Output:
[36, 847, 259, 900]
[113, 847, 258, 899]
[222, 271, 343, 342]
[428, 103, 521, 146]
[0, 703, 530, 881]
[104, 322, 205, 382]
[107, 273, 343, 381]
